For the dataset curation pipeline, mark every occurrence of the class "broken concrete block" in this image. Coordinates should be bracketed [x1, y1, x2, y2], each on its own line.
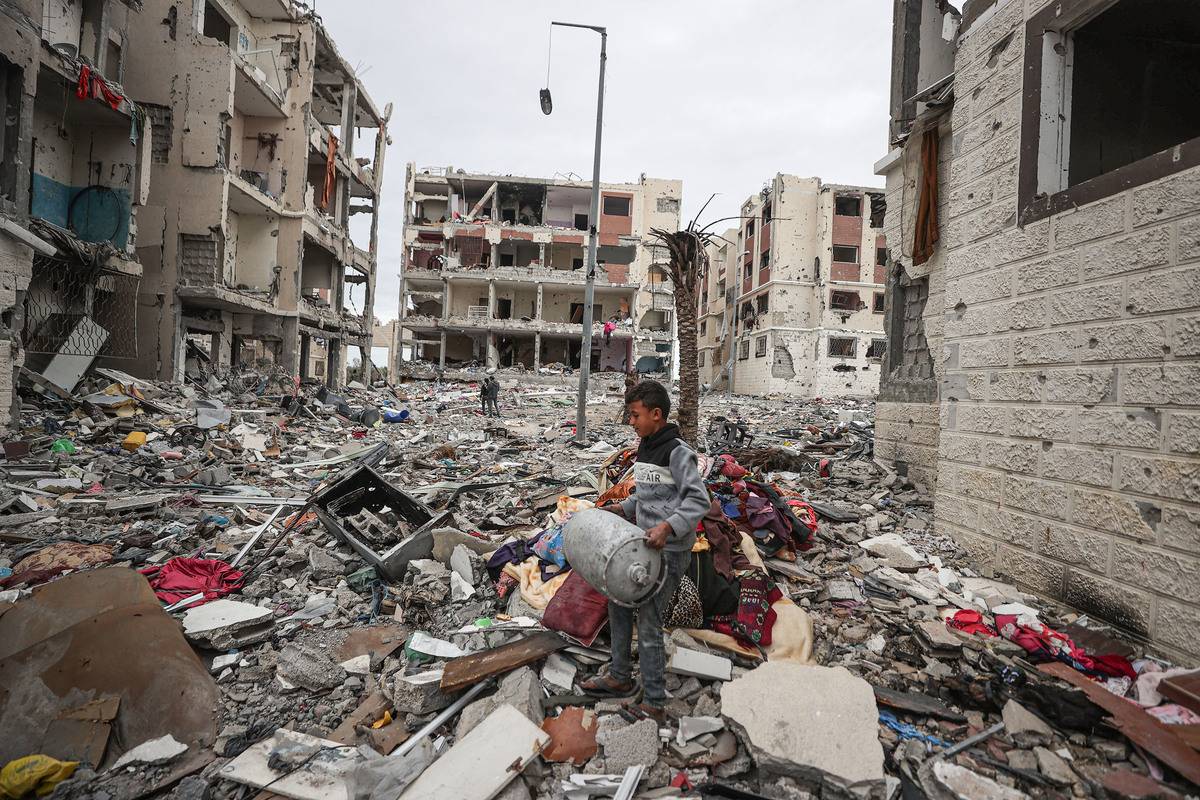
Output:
[858, 532, 925, 569]
[1034, 746, 1075, 785]
[542, 652, 577, 692]
[182, 599, 274, 650]
[1002, 699, 1053, 748]
[276, 643, 346, 692]
[450, 544, 475, 584]
[456, 666, 543, 738]
[111, 734, 188, 770]
[720, 662, 884, 789]
[667, 647, 732, 681]
[927, 761, 1030, 799]
[596, 717, 660, 772]
[391, 669, 456, 715]
[308, 546, 344, 581]
[677, 716, 724, 746]
[430, 527, 498, 563]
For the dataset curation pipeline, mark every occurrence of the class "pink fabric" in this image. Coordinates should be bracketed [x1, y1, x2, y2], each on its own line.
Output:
[947, 609, 997, 637]
[140, 557, 244, 605]
[995, 614, 1136, 680]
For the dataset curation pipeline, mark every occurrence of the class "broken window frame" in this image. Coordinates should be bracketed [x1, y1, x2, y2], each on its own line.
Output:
[876, 247, 888, 267]
[759, 250, 769, 269]
[830, 290, 861, 312]
[745, 219, 755, 239]
[873, 291, 885, 313]
[698, 350, 705, 366]
[699, 319, 707, 337]
[834, 194, 862, 217]
[866, 338, 887, 359]
[755, 335, 767, 358]
[832, 244, 859, 264]
[761, 199, 772, 224]
[828, 336, 857, 358]
[1018, 0, 1200, 225]
[756, 293, 769, 315]
[738, 339, 750, 361]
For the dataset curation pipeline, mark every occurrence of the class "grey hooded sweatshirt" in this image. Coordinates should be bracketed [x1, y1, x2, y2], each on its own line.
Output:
[618, 423, 711, 552]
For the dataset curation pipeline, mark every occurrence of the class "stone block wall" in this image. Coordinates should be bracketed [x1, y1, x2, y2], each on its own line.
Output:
[881, 0, 1200, 660]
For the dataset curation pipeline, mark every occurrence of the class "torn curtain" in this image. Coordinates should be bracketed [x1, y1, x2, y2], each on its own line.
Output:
[911, 128, 940, 266]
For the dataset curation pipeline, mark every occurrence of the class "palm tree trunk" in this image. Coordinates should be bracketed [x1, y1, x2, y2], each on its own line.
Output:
[674, 271, 700, 445]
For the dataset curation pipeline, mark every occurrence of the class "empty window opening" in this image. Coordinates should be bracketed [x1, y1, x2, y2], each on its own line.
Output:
[745, 219, 755, 238]
[743, 260, 752, 278]
[835, 195, 862, 216]
[499, 252, 515, 267]
[699, 320, 707, 337]
[202, 0, 233, 44]
[873, 292, 885, 313]
[828, 336, 857, 357]
[755, 335, 767, 358]
[495, 298, 512, 320]
[756, 294, 769, 315]
[574, 213, 589, 231]
[698, 350, 706, 366]
[876, 247, 888, 266]
[1067, 1, 1200, 188]
[867, 338, 887, 359]
[759, 250, 769, 268]
[832, 245, 859, 263]
[738, 339, 750, 360]
[572, 257, 584, 271]
[762, 200, 772, 224]
[603, 195, 630, 216]
[0, 55, 21, 204]
[830, 290, 861, 311]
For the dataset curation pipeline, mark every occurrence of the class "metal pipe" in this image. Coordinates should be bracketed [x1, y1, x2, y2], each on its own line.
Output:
[392, 678, 493, 758]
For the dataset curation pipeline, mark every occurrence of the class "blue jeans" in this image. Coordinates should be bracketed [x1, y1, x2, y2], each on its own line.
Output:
[608, 549, 689, 708]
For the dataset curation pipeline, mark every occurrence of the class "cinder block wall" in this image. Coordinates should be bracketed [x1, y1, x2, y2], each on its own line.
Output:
[888, 0, 1200, 659]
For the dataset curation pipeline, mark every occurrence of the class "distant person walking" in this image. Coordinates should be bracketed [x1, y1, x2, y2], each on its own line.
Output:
[486, 374, 501, 417]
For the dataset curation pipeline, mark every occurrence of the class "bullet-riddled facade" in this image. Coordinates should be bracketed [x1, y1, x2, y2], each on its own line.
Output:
[698, 176, 886, 397]
[0, 0, 152, 423]
[398, 165, 681, 375]
[876, 0, 1200, 660]
[122, 0, 388, 386]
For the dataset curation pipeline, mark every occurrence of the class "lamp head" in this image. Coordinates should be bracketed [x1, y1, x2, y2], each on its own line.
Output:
[539, 88, 553, 115]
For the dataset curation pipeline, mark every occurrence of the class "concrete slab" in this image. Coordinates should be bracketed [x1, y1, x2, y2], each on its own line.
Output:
[182, 599, 274, 649]
[667, 647, 731, 681]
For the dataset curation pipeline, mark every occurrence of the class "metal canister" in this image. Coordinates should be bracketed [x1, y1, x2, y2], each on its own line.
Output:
[562, 508, 665, 608]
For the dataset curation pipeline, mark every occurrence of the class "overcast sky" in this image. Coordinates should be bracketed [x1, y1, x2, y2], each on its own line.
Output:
[324, 1, 891, 323]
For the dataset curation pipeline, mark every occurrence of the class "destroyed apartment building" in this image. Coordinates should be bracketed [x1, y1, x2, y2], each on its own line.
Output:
[397, 165, 682, 375]
[120, 0, 390, 387]
[874, 0, 1200, 662]
[697, 176, 888, 397]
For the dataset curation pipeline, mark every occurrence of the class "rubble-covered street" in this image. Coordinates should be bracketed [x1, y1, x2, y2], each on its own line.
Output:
[0, 367, 1196, 800]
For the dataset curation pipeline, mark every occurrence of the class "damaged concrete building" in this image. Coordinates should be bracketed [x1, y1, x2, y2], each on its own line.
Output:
[120, 0, 389, 386]
[875, 0, 1200, 659]
[397, 165, 682, 375]
[697, 176, 887, 396]
[0, 0, 153, 425]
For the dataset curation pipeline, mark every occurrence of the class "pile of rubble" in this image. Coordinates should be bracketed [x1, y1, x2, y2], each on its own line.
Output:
[0, 368, 1196, 800]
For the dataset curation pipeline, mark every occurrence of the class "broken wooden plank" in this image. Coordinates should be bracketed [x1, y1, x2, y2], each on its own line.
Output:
[1039, 662, 1200, 785]
[440, 631, 566, 693]
[873, 686, 967, 723]
[1159, 672, 1200, 716]
[399, 703, 549, 800]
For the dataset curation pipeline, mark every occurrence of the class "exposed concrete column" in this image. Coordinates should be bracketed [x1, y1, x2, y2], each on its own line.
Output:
[534, 332, 542, 368]
[486, 332, 498, 368]
[279, 316, 300, 375]
[340, 81, 357, 162]
[439, 331, 447, 370]
[538, 243, 546, 267]
[536, 282, 544, 320]
[442, 279, 451, 321]
[489, 243, 499, 268]
[487, 280, 496, 318]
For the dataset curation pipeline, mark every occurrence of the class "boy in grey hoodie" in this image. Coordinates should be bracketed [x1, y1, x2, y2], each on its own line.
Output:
[581, 380, 710, 721]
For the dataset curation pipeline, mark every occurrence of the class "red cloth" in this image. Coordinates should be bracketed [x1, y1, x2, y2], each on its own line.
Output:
[947, 609, 997, 637]
[76, 65, 91, 99]
[995, 613, 1136, 680]
[140, 557, 244, 605]
[542, 570, 609, 646]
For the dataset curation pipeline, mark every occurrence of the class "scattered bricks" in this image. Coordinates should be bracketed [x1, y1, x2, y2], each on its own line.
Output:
[1048, 281, 1122, 325]
[1112, 541, 1200, 599]
[1016, 250, 1078, 293]
[1122, 364, 1200, 405]
[1081, 319, 1168, 362]
[1076, 225, 1171, 279]
[1173, 313, 1200, 357]
[1036, 523, 1111, 575]
[1014, 330, 1077, 365]
[1075, 409, 1161, 450]
[1062, 570, 1153, 639]
[1003, 476, 1069, 520]
[1041, 445, 1113, 488]
[1126, 267, 1200, 315]
[1160, 505, 1200, 552]
[1119, 454, 1200, 503]
[595, 717, 660, 773]
[988, 370, 1042, 402]
[996, 544, 1066, 597]
[1071, 489, 1156, 540]
[1052, 193, 1126, 250]
[1132, 167, 1200, 226]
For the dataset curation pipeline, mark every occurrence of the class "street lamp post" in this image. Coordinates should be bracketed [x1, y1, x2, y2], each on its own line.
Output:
[541, 21, 606, 445]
